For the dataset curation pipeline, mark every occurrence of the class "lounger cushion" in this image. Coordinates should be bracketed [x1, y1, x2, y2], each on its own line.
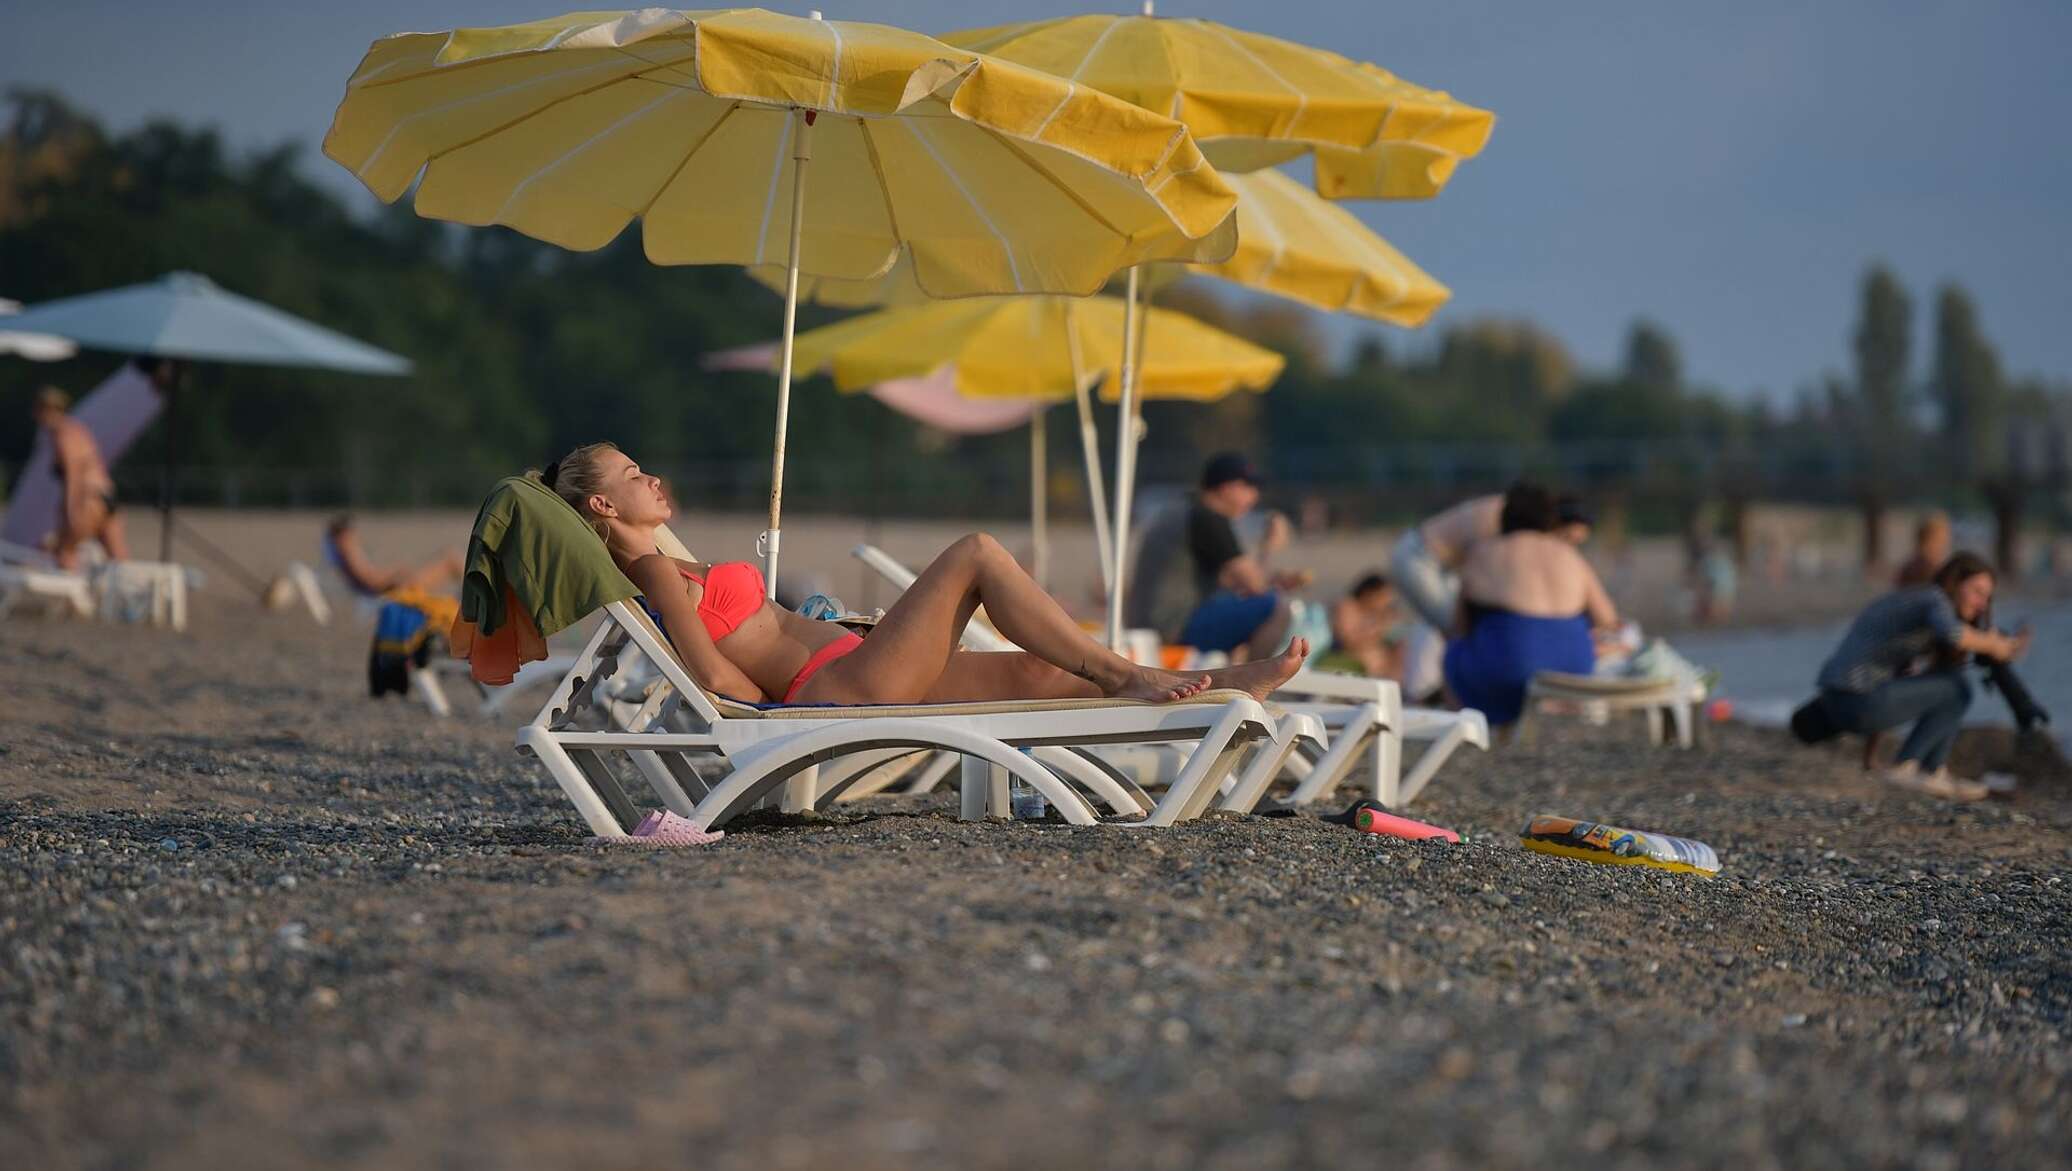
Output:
[708, 687, 1262, 721]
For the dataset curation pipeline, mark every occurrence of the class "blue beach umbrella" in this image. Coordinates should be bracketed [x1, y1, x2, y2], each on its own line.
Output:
[5, 272, 411, 559]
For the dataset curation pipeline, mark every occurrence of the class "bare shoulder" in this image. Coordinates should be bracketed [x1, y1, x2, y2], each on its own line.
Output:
[623, 552, 679, 590]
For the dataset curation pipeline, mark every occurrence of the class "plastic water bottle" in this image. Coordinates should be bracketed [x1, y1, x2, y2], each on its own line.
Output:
[1010, 778, 1048, 821]
[796, 593, 844, 621]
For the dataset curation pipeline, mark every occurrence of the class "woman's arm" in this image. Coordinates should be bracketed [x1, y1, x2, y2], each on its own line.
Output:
[1580, 561, 1620, 631]
[1952, 624, 2028, 663]
[625, 555, 768, 702]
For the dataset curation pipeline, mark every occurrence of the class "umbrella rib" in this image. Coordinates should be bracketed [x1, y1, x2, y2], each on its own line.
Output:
[899, 121, 1023, 293]
[975, 127, 1129, 245]
[1300, 183, 1405, 304]
[1195, 23, 1308, 121]
[752, 113, 795, 266]
[358, 54, 645, 180]
[1072, 18, 1130, 82]
[352, 31, 697, 90]
[633, 100, 741, 224]
[491, 86, 691, 224]
[855, 119, 908, 264]
[404, 53, 701, 180]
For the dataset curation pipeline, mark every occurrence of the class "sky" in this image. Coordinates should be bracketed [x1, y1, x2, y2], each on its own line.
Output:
[5, 1, 2071, 402]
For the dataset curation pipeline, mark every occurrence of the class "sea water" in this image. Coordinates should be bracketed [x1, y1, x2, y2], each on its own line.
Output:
[1674, 597, 2072, 740]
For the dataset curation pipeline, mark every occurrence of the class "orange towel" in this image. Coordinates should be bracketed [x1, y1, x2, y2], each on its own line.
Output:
[448, 584, 548, 686]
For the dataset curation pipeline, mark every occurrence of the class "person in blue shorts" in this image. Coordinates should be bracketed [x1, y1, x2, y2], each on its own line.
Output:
[1179, 453, 1312, 660]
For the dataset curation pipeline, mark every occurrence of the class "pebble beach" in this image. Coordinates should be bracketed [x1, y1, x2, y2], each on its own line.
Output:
[4, 595, 2069, 1170]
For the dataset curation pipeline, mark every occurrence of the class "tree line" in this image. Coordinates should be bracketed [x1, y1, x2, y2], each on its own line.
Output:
[3, 90, 2064, 536]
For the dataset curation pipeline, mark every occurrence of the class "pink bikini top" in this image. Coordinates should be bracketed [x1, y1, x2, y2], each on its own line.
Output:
[679, 561, 766, 641]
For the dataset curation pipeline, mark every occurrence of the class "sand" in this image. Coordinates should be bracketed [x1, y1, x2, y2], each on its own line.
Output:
[3, 592, 2069, 1170]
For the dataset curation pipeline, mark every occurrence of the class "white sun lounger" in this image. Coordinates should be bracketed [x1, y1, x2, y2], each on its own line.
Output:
[0, 538, 190, 630]
[0, 558, 94, 621]
[516, 599, 1322, 835]
[850, 543, 1486, 807]
[1517, 671, 1700, 749]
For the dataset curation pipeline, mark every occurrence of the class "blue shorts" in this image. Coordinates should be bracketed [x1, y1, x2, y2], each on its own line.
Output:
[1181, 591, 1281, 653]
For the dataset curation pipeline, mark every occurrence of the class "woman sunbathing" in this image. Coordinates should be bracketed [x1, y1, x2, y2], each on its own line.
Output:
[541, 442, 1306, 706]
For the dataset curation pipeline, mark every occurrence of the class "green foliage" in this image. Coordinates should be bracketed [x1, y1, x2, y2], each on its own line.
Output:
[1621, 319, 1681, 396]
[0, 90, 1040, 511]
[1852, 263, 1912, 448]
[3, 93, 2063, 522]
[1931, 283, 2006, 480]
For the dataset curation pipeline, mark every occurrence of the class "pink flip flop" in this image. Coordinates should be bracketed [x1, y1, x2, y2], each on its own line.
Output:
[591, 810, 725, 848]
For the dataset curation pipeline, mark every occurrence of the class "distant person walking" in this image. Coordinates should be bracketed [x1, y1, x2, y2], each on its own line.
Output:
[1893, 512, 1952, 589]
[30, 386, 128, 568]
[1799, 552, 2029, 801]
[1178, 452, 1311, 660]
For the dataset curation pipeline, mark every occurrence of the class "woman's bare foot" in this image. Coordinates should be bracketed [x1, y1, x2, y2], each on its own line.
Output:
[1107, 665, 1213, 703]
[1205, 638, 1309, 701]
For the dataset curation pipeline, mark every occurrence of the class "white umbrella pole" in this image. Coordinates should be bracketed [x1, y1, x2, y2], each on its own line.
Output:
[764, 107, 814, 598]
[1105, 266, 1142, 650]
[1030, 407, 1049, 589]
[1065, 311, 1113, 595]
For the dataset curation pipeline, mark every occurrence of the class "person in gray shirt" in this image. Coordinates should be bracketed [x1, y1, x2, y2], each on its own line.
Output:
[1812, 552, 2029, 800]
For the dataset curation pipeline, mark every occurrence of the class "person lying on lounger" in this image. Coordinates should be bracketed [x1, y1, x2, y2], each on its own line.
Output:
[539, 442, 1306, 706]
[325, 515, 463, 597]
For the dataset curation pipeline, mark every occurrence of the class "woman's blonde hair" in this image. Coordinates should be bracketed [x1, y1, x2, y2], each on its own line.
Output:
[534, 441, 621, 541]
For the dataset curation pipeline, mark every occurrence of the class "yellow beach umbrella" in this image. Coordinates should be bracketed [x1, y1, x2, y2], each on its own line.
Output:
[324, 7, 1238, 592]
[761, 167, 1448, 631]
[786, 295, 1283, 588]
[757, 167, 1449, 327]
[794, 295, 1283, 402]
[1180, 167, 1449, 327]
[943, 6, 1489, 641]
[942, 9, 1493, 201]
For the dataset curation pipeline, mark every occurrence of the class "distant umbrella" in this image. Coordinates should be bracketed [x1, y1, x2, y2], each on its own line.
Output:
[0, 272, 410, 374]
[0, 297, 80, 361]
[2, 272, 412, 560]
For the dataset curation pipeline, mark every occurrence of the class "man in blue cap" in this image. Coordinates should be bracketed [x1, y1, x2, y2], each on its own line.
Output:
[1178, 452, 1311, 660]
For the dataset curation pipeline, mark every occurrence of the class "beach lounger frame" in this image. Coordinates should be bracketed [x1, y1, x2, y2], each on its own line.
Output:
[0, 538, 95, 623]
[1, 538, 190, 630]
[1517, 671, 1700, 749]
[516, 600, 1321, 835]
[850, 543, 1487, 807]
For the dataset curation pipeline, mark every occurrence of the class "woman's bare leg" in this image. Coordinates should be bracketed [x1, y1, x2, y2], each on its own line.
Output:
[99, 511, 129, 562]
[803, 534, 1306, 705]
[921, 651, 1100, 703]
[804, 534, 1188, 703]
[395, 548, 463, 592]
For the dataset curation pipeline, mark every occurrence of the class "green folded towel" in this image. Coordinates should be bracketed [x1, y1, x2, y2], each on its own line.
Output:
[460, 474, 638, 639]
